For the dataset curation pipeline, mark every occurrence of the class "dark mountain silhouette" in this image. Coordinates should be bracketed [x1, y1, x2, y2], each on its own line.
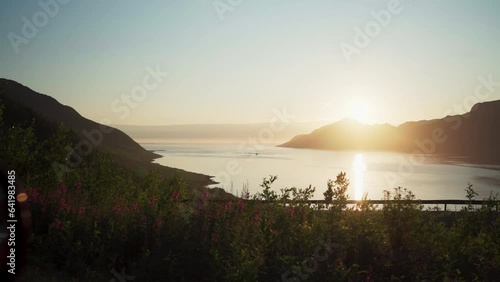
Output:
[0, 78, 158, 162]
[0, 78, 222, 191]
[279, 100, 500, 164]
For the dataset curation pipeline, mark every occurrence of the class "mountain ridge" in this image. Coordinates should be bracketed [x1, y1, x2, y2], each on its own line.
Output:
[0, 78, 223, 192]
[279, 100, 500, 164]
[0, 78, 160, 162]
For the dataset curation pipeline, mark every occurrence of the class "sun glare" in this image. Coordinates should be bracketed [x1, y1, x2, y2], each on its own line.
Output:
[349, 100, 370, 123]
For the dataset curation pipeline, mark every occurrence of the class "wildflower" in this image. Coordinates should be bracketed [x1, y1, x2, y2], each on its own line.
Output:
[154, 217, 162, 230]
[201, 192, 209, 200]
[171, 191, 180, 201]
[237, 199, 245, 210]
[53, 218, 62, 230]
[148, 196, 157, 208]
[74, 182, 81, 191]
[113, 204, 121, 215]
[59, 198, 70, 212]
[224, 201, 232, 212]
[58, 183, 67, 195]
[78, 207, 86, 215]
[288, 206, 295, 217]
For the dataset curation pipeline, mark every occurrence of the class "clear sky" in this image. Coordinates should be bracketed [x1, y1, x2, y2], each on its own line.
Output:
[1, 0, 499, 126]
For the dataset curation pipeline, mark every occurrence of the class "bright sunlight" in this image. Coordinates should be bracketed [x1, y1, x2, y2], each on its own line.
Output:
[349, 100, 370, 123]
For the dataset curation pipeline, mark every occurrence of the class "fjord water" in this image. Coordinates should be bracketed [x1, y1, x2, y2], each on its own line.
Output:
[145, 143, 500, 202]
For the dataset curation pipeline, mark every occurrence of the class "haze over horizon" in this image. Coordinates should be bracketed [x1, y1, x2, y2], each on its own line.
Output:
[1, 0, 500, 126]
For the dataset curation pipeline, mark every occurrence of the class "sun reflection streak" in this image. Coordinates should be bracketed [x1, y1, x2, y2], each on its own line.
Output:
[352, 153, 366, 200]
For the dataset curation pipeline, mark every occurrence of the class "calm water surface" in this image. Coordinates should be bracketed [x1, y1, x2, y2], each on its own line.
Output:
[144, 143, 500, 201]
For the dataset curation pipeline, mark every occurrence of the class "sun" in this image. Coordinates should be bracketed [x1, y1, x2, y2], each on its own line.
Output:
[349, 100, 370, 123]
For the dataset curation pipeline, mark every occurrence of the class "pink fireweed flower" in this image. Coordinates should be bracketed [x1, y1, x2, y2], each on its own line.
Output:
[201, 192, 209, 200]
[224, 201, 232, 212]
[148, 196, 157, 208]
[78, 207, 86, 215]
[53, 218, 62, 230]
[59, 198, 70, 213]
[74, 182, 81, 192]
[171, 191, 180, 201]
[237, 199, 245, 210]
[112, 204, 121, 215]
[288, 206, 295, 217]
[58, 183, 67, 195]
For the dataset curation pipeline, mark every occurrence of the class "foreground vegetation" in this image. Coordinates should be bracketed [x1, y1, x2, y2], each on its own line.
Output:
[1, 100, 500, 281]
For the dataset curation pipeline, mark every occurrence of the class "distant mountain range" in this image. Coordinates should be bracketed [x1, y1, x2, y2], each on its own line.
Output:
[115, 122, 328, 144]
[279, 100, 500, 164]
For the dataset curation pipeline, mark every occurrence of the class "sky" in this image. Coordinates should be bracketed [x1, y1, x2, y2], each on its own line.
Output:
[1, 0, 500, 126]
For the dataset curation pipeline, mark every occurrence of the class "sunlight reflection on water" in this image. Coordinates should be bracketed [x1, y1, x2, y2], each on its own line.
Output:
[352, 153, 366, 200]
[146, 143, 500, 200]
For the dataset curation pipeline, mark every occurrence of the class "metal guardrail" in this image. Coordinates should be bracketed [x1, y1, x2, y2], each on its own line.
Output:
[182, 199, 500, 212]
[342, 199, 500, 212]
